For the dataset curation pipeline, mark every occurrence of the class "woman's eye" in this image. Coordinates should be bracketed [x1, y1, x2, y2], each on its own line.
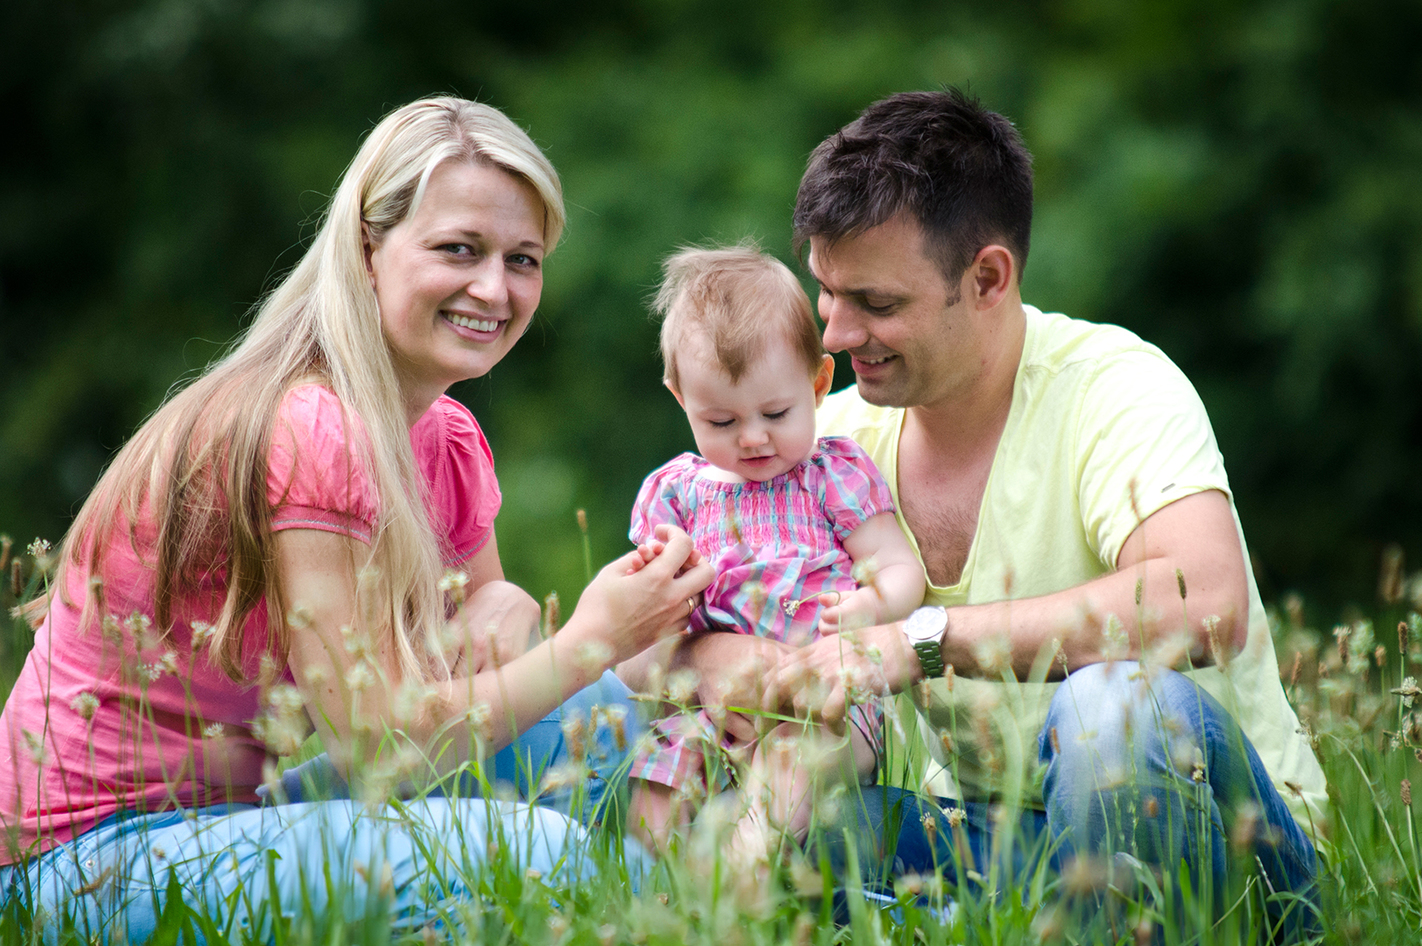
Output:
[441, 243, 476, 257]
[508, 253, 541, 269]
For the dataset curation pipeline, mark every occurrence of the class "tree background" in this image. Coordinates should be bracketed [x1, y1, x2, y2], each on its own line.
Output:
[2, 0, 1419, 620]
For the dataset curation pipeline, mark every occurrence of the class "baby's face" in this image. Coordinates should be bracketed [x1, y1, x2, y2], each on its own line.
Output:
[674, 339, 829, 482]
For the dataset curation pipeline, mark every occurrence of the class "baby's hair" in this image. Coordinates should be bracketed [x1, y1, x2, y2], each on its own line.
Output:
[653, 243, 824, 391]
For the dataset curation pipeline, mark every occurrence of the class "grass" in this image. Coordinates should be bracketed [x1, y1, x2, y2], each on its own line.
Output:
[1, 531, 1420, 945]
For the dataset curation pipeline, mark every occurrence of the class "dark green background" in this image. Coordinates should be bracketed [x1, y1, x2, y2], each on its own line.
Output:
[3, 0, 1420, 620]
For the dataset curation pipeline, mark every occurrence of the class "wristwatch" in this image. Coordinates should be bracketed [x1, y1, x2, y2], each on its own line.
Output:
[903, 606, 948, 678]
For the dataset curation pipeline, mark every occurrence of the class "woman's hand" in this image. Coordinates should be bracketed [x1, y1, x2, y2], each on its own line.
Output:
[559, 524, 714, 669]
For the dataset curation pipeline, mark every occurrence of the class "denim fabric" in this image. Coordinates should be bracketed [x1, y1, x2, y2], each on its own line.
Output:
[818, 663, 1319, 939]
[1, 671, 652, 943]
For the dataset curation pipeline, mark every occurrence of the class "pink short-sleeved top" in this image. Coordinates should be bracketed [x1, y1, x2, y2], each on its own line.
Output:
[0, 385, 500, 864]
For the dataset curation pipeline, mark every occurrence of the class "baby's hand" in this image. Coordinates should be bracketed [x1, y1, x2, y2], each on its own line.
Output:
[816, 589, 879, 635]
[625, 526, 706, 575]
[625, 540, 664, 574]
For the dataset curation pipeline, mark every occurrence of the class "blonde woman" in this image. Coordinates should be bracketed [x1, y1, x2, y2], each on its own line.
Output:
[0, 97, 711, 940]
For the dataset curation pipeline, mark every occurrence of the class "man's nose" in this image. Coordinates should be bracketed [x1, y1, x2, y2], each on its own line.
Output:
[819, 294, 866, 353]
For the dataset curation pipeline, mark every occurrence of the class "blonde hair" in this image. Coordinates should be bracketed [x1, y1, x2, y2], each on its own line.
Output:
[654, 244, 823, 392]
[30, 96, 565, 683]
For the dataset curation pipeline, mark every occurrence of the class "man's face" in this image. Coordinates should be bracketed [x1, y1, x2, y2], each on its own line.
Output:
[807, 214, 971, 409]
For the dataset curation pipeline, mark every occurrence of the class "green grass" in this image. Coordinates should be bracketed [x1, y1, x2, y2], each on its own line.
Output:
[2, 533, 1419, 944]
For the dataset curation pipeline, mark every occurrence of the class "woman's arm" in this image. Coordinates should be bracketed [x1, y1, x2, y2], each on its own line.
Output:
[817, 512, 926, 633]
[277, 525, 713, 782]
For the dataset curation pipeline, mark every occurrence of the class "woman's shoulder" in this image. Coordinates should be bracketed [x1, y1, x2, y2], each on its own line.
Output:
[414, 395, 500, 563]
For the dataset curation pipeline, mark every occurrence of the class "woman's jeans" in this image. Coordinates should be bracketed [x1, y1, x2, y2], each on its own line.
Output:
[0, 671, 648, 943]
[821, 662, 1321, 938]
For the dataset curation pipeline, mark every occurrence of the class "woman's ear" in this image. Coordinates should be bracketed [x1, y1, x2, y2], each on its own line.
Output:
[361, 222, 378, 289]
[813, 353, 835, 406]
[664, 378, 687, 410]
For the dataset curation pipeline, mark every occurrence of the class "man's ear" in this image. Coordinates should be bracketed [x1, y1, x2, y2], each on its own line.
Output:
[969, 245, 1015, 309]
[813, 353, 835, 406]
[664, 378, 687, 409]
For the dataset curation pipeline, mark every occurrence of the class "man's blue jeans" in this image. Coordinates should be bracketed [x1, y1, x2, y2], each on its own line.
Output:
[821, 662, 1320, 937]
[0, 671, 649, 943]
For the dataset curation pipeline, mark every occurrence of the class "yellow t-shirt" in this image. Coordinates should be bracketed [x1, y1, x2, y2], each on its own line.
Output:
[818, 305, 1328, 839]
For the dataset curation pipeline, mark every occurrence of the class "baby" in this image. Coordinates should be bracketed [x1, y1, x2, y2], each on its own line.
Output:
[624, 245, 925, 861]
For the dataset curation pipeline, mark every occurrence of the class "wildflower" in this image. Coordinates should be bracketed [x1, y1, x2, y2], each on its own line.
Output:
[340, 624, 370, 660]
[1403, 780, 1413, 807]
[1283, 780, 1304, 800]
[70, 692, 99, 721]
[1134, 917, 1154, 946]
[466, 702, 493, 742]
[1380, 544, 1405, 604]
[944, 663, 955, 691]
[573, 640, 612, 674]
[203, 723, 226, 739]
[1062, 855, 1109, 896]
[1231, 801, 1260, 852]
[1204, 615, 1229, 670]
[921, 811, 938, 848]
[345, 662, 374, 692]
[9, 560, 21, 597]
[561, 714, 587, 763]
[436, 570, 469, 606]
[303, 665, 328, 688]
[1176, 569, 1187, 600]
[539, 762, 588, 795]
[1101, 613, 1129, 662]
[595, 924, 617, 946]
[157, 651, 178, 676]
[1144, 795, 1160, 818]
[973, 633, 1012, 675]
[603, 704, 628, 752]
[22, 730, 47, 765]
[665, 668, 700, 704]
[0, 535, 10, 571]
[525, 867, 542, 882]
[27, 538, 52, 558]
[1392, 677, 1421, 709]
[1134, 577, 1143, 608]
[542, 591, 560, 638]
[546, 915, 569, 940]
[576, 508, 588, 533]
[189, 621, 216, 652]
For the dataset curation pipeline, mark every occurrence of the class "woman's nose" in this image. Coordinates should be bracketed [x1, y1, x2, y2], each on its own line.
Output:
[465, 261, 509, 308]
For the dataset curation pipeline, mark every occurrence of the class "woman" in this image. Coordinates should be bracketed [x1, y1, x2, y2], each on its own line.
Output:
[0, 97, 711, 940]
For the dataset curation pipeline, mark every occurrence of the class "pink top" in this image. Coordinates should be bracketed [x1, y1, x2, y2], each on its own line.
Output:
[0, 385, 500, 864]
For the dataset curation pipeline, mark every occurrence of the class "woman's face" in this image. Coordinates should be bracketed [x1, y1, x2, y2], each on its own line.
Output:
[367, 159, 546, 418]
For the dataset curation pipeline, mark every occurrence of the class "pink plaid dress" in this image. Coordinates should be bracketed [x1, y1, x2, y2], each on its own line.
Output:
[627, 436, 894, 793]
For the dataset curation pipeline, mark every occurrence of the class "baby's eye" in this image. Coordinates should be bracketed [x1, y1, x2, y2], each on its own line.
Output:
[708, 419, 735, 428]
[763, 409, 789, 421]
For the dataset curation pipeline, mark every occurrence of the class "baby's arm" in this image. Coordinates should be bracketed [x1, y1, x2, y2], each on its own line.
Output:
[819, 512, 926, 634]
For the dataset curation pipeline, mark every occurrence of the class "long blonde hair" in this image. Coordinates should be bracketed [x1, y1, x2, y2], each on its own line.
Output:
[32, 97, 565, 683]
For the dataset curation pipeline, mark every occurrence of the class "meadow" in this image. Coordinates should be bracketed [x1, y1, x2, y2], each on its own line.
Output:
[1, 532, 1418, 945]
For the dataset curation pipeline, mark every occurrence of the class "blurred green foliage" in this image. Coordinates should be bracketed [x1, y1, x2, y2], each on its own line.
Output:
[1, 0, 1419, 616]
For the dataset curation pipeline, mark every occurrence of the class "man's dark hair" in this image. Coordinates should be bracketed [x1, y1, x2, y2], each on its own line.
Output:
[793, 88, 1034, 285]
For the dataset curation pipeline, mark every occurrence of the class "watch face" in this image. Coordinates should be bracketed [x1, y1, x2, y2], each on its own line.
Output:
[904, 607, 947, 644]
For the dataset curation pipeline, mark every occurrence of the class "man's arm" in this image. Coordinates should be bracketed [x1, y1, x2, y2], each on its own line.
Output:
[767, 489, 1249, 723]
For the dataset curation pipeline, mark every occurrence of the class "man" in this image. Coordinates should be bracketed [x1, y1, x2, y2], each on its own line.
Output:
[676, 89, 1325, 925]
